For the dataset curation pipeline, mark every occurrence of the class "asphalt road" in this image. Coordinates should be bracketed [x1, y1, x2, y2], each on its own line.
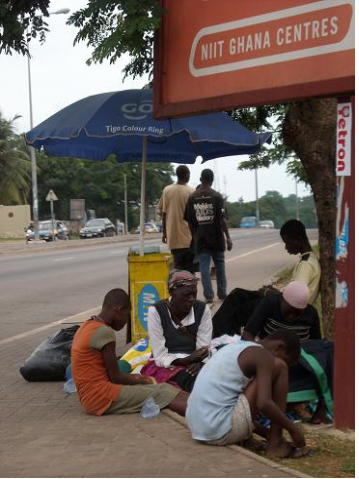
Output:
[0, 229, 317, 340]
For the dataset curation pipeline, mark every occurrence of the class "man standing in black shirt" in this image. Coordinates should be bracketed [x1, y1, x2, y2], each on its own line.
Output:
[185, 169, 232, 303]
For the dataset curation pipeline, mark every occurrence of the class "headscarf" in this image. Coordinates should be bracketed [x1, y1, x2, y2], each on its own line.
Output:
[168, 269, 198, 293]
[283, 281, 310, 309]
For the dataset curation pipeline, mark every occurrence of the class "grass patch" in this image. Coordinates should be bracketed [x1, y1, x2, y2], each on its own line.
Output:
[255, 427, 355, 478]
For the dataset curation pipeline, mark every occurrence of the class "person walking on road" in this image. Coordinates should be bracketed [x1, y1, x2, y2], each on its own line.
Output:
[185, 168, 232, 303]
[161, 165, 195, 271]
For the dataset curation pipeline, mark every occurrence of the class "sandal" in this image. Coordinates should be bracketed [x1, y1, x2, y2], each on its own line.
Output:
[287, 446, 311, 459]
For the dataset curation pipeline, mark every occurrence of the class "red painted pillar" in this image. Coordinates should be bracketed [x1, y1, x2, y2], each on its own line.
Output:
[334, 95, 355, 429]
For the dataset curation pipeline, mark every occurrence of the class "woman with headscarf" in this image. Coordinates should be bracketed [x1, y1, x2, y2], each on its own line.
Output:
[141, 270, 212, 392]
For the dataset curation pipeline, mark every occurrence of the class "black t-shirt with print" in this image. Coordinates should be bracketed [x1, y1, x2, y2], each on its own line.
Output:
[244, 294, 322, 342]
[185, 187, 225, 253]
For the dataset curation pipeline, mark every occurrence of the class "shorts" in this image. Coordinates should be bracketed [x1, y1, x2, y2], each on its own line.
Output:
[206, 394, 254, 445]
[104, 383, 180, 415]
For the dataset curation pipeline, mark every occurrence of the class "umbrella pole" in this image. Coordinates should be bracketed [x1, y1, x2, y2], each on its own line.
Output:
[139, 136, 148, 256]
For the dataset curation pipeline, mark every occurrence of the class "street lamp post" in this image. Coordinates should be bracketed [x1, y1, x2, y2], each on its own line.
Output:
[27, 8, 70, 240]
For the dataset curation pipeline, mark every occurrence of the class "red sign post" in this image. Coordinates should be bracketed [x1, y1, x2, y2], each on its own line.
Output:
[154, 0, 355, 429]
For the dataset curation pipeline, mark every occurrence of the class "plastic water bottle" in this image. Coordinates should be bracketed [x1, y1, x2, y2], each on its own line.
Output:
[63, 378, 77, 394]
[140, 397, 160, 419]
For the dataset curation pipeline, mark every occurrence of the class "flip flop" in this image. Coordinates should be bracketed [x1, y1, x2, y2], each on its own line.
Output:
[287, 446, 311, 459]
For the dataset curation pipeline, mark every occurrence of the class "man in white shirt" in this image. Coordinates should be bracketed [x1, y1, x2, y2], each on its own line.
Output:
[141, 270, 212, 391]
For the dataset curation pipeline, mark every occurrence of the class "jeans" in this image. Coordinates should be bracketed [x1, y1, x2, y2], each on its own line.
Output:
[199, 251, 227, 300]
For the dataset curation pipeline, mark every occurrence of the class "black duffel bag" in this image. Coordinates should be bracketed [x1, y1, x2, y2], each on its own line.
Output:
[20, 325, 80, 381]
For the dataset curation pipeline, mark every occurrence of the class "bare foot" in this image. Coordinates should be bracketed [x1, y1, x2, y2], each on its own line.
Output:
[267, 441, 311, 459]
[241, 435, 267, 451]
[266, 439, 293, 458]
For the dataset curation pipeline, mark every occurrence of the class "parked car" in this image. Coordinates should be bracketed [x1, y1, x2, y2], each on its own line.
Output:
[259, 220, 275, 229]
[79, 218, 116, 238]
[27, 220, 69, 241]
[240, 216, 259, 228]
[135, 222, 160, 234]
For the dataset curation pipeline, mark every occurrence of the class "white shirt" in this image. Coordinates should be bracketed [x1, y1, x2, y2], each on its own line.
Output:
[147, 302, 213, 368]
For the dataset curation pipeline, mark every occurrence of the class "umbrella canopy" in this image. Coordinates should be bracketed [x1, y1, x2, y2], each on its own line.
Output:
[25, 89, 271, 253]
[25, 89, 271, 162]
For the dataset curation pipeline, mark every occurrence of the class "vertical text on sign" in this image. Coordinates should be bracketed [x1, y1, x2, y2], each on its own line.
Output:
[336, 102, 352, 176]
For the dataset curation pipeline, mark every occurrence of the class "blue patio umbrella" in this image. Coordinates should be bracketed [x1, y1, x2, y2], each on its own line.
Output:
[26, 89, 271, 254]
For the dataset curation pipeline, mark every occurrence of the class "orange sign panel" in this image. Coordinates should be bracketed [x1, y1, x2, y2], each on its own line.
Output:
[154, 0, 354, 118]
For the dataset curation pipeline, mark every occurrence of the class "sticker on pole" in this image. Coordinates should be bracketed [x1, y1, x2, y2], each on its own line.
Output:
[137, 284, 160, 331]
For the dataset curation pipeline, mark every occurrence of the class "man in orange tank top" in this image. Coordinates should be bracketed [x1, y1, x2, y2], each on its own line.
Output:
[71, 288, 187, 416]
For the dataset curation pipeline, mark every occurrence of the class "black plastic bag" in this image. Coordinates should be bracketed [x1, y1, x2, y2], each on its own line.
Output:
[20, 325, 80, 381]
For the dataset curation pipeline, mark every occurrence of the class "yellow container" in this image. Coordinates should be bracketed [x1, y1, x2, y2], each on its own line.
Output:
[128, 252, 173, 343]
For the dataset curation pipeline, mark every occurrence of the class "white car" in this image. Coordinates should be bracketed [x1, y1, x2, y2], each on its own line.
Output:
[259, 220, 275, 229]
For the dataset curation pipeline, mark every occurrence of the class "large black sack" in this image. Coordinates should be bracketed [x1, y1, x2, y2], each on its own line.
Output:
[20, 325, 80, 381]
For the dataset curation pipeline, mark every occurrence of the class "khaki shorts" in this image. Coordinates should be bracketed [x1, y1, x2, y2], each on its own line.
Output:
[104, 383, 180, 415]
[206, 394, 254, 445]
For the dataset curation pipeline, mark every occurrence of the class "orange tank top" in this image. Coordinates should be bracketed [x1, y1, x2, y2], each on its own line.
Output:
[71, 320, 121, 416]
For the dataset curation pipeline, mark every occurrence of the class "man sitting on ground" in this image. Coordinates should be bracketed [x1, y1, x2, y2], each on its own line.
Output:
[71, 288, 188, 416]
[212, 219, 321, 338]
[241, 281, 321, 342]
[186, 330, 309, 458]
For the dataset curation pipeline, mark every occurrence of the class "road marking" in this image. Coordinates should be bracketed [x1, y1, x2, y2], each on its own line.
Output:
[53, 257, 74, 262]
[0, 307, 100, 346]
[110, 250, 125, 254]
[226, 243, 280, 263]
[1, 242, 279, 345]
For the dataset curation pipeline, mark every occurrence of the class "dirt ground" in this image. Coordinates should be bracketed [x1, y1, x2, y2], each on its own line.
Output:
[255, 424, 355, 478]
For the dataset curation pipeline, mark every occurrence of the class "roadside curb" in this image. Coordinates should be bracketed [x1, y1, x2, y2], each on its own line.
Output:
[163, 410, 312, 478]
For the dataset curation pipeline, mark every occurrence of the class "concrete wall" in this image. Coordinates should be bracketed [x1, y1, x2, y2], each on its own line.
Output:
[0, 205, 31, 238]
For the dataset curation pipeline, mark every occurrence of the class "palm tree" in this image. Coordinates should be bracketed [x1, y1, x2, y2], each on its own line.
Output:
[0, 112, 32, 204]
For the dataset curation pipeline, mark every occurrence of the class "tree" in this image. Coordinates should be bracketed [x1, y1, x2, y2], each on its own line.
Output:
[0, 112, 32, 204]
[35, 153, 174, 229]
[283, 98, 336, 339]
[0, 2, 336, 336]
[0, 1, 50, 55]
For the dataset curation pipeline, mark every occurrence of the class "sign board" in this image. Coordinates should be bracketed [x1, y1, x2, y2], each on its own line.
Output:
[154, 0, 355, 117]
[128, 253, 172, 343]
[46, 189, 58, 201]
[336, 102, 352, 176]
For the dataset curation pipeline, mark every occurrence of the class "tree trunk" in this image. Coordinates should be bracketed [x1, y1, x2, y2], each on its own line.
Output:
[283, 98, 336, 339]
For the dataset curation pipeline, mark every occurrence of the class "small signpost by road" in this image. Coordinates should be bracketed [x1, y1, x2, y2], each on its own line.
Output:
[46, 190, 58, 241]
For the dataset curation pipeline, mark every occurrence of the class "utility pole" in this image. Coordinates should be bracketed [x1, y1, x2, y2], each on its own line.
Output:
[295, 181, 301, 220]
[124, 174, 128, 235]
[255, 168, 260, 222]
[26, 8, 70, 240]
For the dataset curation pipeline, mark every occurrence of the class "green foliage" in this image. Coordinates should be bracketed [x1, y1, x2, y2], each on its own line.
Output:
[0, 112, 32, 204]
[0, 0, 50, 55]
[68, 0, 165, 79]
[36, 153, 174, 228]
[225, 190, 317, 229]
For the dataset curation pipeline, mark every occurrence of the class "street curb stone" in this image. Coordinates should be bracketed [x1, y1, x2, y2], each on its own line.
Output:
[163, 410, 312, 478]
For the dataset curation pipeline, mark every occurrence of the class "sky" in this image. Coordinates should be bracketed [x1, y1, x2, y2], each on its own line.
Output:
[0, 0, 311, 203]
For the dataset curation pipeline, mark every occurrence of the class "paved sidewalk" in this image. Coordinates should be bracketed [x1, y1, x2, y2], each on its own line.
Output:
[0, 320, 308, 478]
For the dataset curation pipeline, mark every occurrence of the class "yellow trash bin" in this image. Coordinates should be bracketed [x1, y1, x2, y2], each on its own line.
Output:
[128, 250, 173, 344]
